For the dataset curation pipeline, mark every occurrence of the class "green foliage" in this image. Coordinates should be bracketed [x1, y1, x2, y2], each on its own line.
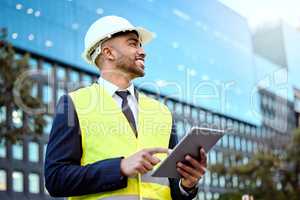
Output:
[210, 129, 300, 200]
[0, 28, 46, 143]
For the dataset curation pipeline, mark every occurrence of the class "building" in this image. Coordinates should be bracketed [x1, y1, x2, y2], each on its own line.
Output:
[0, 0, 299, 200]
[294, 87, 300, 127]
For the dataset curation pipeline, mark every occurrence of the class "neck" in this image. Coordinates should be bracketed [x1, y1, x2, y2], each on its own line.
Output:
[101, 69, 132, 89]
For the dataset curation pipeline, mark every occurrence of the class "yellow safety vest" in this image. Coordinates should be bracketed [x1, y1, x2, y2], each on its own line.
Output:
[68, 83, 173, 200]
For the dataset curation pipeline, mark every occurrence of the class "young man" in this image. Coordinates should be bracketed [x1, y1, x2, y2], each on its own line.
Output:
[44, 16, 206, 200]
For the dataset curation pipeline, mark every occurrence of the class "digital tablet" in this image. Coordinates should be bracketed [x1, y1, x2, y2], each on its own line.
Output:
[151, 127, 224, 178]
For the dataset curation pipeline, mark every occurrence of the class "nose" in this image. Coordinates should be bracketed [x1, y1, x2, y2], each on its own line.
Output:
[137, 47, 146, 59]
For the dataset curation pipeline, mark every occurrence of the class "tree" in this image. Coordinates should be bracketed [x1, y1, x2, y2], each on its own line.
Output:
[0, 28, 46, 143]
[210, 129, 300, 200]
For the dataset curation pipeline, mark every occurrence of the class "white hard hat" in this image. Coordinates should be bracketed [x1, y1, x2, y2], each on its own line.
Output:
[82, 15, 154, 66]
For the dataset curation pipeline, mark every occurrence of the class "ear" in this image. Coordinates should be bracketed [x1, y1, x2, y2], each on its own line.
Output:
[102, 46, 115, 61]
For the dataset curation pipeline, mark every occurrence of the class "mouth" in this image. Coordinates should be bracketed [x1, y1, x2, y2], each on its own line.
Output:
[135, 58, 145, 69]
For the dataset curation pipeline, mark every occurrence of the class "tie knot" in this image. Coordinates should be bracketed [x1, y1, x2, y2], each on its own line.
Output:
[115, 90, 130, 100]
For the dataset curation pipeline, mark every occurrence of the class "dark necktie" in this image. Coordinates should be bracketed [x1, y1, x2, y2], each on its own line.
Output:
[115, 91, 137, 137]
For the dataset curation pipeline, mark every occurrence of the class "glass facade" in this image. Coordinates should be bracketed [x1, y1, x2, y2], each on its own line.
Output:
[1, 0, 261, 124]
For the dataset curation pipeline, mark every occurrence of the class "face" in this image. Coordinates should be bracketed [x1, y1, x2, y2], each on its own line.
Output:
[104, 32, 146, 79]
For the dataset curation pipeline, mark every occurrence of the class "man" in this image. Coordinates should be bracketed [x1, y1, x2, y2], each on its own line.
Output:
[44, 16, 207, 200]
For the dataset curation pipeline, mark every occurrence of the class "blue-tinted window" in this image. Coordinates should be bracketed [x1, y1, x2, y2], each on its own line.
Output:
[12, 142, 23, 160]
[0, 169, 6, 191]
[28, 173, 40, 193]
[28, 141, 39, 162]
[56, 66, 66, 81]
[0, 106, 6, 123]
[43, 85, 52, 104]
[12, 171, 24, 192]
[12, 109, 23, 128]
[0, 140, 6, 158]
[43, 115, 53, 134]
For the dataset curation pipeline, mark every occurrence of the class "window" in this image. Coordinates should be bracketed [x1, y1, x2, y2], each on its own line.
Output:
[204, 171, 211, 186]
[235, 136, 241, 150]
[199, 111, 206, 122]
[29, 58, 38, 70]
[43, 144, 47, 162]
[206, 192, 212, 200]
[219, 175, 225, 187]
[56, 66, 66, 81]
[176, 121, 185, 137]
[43, 85, 53, 104]
[214, 193, 220, 199]
[28, 142, 39, 162]
[222, 135, 228, 147]
[229, 135, 235, 149]
[198, 192, 205, 200]
[12, 142, 23, 160]
[57, 88, 66, 103]
[233, 175, 238, 187]
[29, 173, 40, 193]
[81, 74, 92, 84]
[253, 142, 258, 152]
[12, 171, 24, 192]
[241, 138, 247, 152]
[209, 150, 216, 164]
[31, 82, 38, 98]
[212, 173, 218, 187]
[217, 151, 223, 163]
[43, 115, 53, 134]
[247, 140, 253, 152]
[0, 106, 6, 123]
[0, 169, 7, 191]
[12, 109, 23, 128]
[191, 108, 198, 119]
[0, 140, 6, 158]
[70, 71, 80, 82]
[43, 62, 52, 76]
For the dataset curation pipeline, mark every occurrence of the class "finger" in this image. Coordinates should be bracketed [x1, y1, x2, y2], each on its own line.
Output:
[141, 159, 153, 171]
[200, 148, 207, 166]
[137, 165, 148, 174]
[185, 155, 202, 170]
[177, 162, 202, 178]
[200, 166, 206, 175]
[177, 167, 198, 183]
[146, 147, 169, 155]
[142, 152, 161, 165]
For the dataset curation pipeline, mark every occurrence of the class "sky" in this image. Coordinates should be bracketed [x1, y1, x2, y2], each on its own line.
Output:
[218, 0, 300, 29]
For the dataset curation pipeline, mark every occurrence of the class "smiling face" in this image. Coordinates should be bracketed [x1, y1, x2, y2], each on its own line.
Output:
[100, 31, 146, 80]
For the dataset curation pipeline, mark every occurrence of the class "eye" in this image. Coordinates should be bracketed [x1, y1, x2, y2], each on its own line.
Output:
[129, 42, 138, 47]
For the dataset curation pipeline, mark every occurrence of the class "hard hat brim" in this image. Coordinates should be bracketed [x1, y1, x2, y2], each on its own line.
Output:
[82, 26, 154, 65]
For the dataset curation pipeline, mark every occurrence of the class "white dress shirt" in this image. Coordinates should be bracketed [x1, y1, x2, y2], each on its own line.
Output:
[98, 77, 138, 127]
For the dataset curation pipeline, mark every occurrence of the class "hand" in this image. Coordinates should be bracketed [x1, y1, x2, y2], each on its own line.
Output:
[120, 147, 169, 177]
[177, 147, 207, 189]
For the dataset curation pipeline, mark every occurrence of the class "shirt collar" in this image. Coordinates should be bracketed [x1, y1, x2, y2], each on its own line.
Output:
[97, 77, 136, 98]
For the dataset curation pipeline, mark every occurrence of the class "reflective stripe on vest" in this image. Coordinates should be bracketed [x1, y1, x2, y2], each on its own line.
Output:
[141, 172, 169, 186]
[68, 84, 173, 200]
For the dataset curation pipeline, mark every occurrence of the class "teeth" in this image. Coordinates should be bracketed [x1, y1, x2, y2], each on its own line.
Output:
[136, 60, 144, 66]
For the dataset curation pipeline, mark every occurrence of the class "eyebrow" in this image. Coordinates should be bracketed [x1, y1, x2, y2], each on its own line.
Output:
[128, 38, 139, 43]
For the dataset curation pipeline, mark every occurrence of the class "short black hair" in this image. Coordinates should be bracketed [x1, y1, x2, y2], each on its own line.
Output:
[111, 30, 139, 39]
